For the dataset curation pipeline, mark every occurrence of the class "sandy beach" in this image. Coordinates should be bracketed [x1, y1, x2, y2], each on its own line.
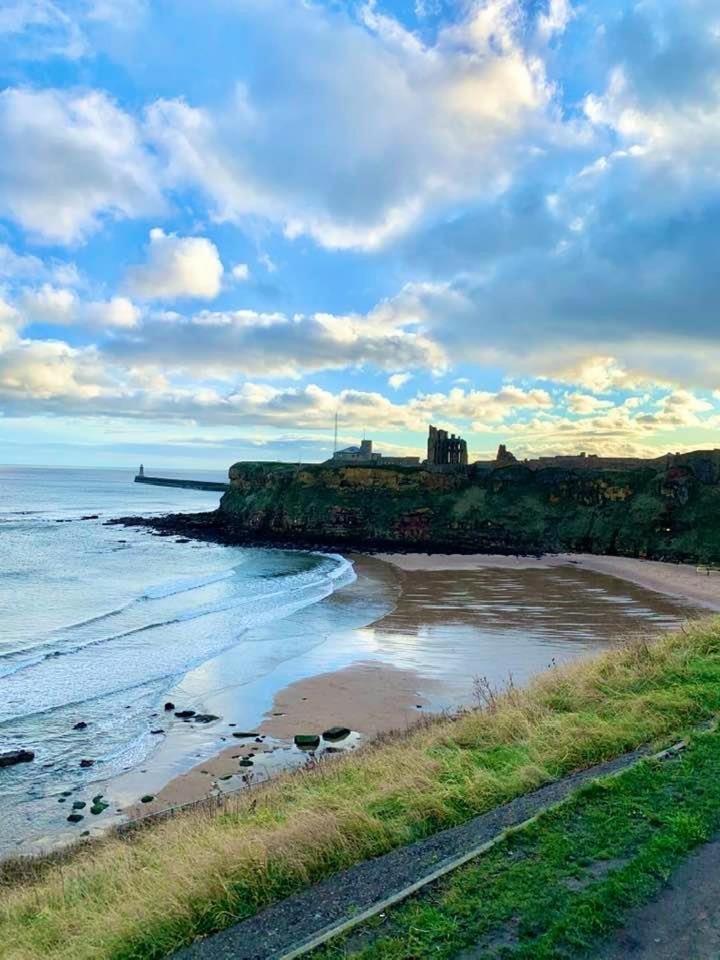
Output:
[128, 661, 434, 816]
[376, 553, 720, 612]
[120, 550, 715, 821]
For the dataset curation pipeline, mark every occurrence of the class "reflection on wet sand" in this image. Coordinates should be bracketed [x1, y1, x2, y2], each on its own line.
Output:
[128, 559, 700, 817]
[361, 563, 700, 706]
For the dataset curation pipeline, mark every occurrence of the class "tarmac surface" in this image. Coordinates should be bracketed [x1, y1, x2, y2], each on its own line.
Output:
[593, 837, 720, 960]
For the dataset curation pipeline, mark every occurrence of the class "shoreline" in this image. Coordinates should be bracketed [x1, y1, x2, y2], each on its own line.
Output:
[108, 511, 720, 600]
[19, 515, 715, 855]
[128, 660, 434, 818]
[122, 547, 713, 822]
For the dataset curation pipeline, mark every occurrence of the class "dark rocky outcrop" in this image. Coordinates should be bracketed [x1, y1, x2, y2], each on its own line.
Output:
[91, 795, 109, 815]
[0, 749, 35, 768]
[174, 710, 195, 719]
[323, 726, 351, 742]
[294, 734, 321, 749]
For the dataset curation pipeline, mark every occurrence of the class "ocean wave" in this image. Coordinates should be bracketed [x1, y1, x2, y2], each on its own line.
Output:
[0, 554, 347, 675]
[141, 567, 239, 600]
[0, 552, 354, 723]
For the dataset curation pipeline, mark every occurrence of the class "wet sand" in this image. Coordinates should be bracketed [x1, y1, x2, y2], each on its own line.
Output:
[127, 661, 432, 817]
[376, 553, 720, 612]
[126, 554, 706, 818]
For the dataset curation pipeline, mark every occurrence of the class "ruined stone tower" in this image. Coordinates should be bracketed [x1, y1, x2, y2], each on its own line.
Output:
[427, 425, 468, 466]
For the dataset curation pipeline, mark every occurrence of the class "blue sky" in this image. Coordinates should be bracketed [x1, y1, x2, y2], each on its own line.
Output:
[0, 0, 718, 468]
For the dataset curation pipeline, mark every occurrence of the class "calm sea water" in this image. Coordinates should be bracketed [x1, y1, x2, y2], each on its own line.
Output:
[0, 466, 355, 854]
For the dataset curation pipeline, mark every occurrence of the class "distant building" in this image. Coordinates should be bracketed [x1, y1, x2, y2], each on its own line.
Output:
[331, 439, 379, 463]
[426, 425, 468, 466]
[485, 445, 681, 472]
[327, 438, 420, 467]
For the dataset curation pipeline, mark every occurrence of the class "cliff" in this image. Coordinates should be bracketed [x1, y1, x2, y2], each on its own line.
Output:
[218, 451, 720, 563]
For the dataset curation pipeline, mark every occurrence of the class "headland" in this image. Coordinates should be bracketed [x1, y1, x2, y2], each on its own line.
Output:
[116, 435, 720, 565]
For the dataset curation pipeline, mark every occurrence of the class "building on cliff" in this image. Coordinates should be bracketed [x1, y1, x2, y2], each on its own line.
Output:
[327, 438, 420, 467]
[489, 445, 687, 472]
[426, 425, 468, 466]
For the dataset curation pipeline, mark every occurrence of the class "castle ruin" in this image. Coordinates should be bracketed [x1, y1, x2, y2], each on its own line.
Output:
[426, 425, 468, 466]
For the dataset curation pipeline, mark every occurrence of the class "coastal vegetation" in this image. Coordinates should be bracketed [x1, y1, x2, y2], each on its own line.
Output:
[2, 616, 720, 959]
[317, 725, 720, 959]
[219, 451, 720, 563]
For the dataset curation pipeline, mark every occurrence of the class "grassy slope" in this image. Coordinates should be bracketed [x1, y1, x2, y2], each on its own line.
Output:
[3, 619, 720, 960]
[317, 726, 720, 959]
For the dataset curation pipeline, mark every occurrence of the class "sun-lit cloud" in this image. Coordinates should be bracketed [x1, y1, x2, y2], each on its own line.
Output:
[0, 0, 719, 464]
[125, 229, 224, 301]
[20, 284, 141, 329]
[143, 0, 554, 250]
[0, 88, 162, 244]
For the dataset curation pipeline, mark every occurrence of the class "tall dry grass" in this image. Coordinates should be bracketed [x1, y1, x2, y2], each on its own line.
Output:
[3, 618, 720, 960]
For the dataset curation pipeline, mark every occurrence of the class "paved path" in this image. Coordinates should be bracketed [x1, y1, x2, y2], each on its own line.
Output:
[173, 748, 648, 960]
[593, 838, 720, 960]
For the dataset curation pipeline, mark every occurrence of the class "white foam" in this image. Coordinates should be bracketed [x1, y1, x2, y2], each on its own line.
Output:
[142, 567, 238, 599]
[0, 551, 353, 723]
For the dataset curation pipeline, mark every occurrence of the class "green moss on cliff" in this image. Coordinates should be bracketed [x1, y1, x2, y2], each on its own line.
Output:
[220, 452, 720, 563]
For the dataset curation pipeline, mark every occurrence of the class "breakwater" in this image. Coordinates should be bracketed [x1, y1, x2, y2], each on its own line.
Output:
[134, 474, 229, 492]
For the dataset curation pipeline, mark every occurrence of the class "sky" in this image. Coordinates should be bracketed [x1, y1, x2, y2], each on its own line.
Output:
[0, 0, 718, 469]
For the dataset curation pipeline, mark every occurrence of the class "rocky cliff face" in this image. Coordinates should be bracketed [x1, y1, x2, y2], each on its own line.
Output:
[219, 451, 720, 563]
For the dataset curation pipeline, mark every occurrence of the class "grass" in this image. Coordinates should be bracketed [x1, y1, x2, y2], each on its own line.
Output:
[3, 617, 720, 960]
[316, 725, 720, 959]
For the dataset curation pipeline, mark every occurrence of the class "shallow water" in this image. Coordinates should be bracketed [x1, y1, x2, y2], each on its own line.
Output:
[0, 468, 701, 857]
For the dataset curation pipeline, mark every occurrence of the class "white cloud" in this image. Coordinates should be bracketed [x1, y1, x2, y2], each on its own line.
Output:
[125, 228, 224, 301]
[411, 384, 553, 429]
[0, 1, 86, 60]
[83, 297, 141, 329]
[86, 0, 147, 26]
[537, 0, 574, 41]
[145, 0, 553, 250]
[0, 339, 109, 400]
[258, 253, 277, 273]
[0, 297, 22, 349]
[105, 305, 446, 378]
[0, 87, 162, 244]
[20, 284, 141, 329]
[388, 372, 412, 390]
[231, 262, 250, 282]
[565, 392, 615, 415]
[0, 244, 44, 280]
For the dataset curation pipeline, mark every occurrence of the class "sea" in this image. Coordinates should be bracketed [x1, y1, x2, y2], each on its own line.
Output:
[0, 466, 699, 858]
[0, 466, 361, 856]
